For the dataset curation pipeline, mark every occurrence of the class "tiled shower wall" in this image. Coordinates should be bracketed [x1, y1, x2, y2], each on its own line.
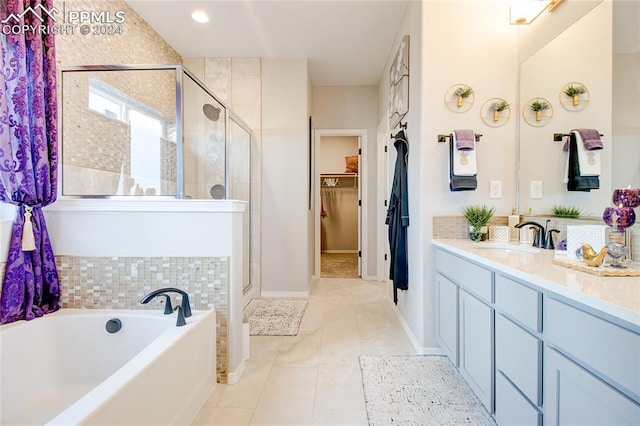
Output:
[55, 0, 182, 66]
[186, 57, 263, 292]
[55, 0, 183, 196]
[56, 256, 230, 383]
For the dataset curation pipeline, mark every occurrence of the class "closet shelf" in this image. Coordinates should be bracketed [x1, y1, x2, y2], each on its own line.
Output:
[320, 173, 358, 178]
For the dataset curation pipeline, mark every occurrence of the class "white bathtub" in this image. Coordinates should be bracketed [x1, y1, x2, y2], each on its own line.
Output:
[0, 308, 216, 425]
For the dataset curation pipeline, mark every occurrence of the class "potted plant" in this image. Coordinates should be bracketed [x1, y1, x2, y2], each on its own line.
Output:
[563, 84, 586, 106]
[454, 85, 473, 108]
[463, 205, 495, 242]
[551, 205, 582, 218]
[529, 99, 550, 121]
[489, 100, 510, 122]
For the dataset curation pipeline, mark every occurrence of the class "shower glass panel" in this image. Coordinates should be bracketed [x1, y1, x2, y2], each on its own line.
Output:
[229, 118, 251, 291]
[61, 65, 254, 293]
[183, 73, 227, 199]
[61, 69, 178, 196]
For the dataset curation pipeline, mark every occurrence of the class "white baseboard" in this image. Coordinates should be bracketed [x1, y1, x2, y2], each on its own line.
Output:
[392, 305, 444, 355]
[226, 359, 245, 385]
[260, 291, 310, 298]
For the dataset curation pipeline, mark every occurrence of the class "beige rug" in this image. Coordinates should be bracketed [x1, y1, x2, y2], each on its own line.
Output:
[321, 252, 359, 277]
[360, 355, 496, 425]
[244, 298, 308, 336]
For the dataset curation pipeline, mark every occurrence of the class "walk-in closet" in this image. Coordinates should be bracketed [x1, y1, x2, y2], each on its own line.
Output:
[319, 135, 360, 277]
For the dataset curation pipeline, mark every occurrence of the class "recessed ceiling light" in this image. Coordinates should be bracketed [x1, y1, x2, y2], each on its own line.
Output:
[191, 10, 209, 24]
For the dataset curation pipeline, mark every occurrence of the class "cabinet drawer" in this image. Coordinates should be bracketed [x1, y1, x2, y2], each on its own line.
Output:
[436, 249, 492, 302]
[496, 372, 541, 426]
[547, 298, 640, 397]
[495, 275, 541, 332]
[496, 314, 542, 406]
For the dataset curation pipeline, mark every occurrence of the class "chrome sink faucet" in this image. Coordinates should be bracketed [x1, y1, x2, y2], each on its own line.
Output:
[140, 287, 192, 326]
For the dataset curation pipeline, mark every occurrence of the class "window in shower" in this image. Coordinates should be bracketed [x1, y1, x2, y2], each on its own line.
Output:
[128, 109, 164, 195]
[88, 87, 124, 120]
[61, 69, 178, 196]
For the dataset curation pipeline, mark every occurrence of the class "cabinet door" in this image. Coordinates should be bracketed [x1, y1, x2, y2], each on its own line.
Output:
[545, 348, 640, 426]
[436, 273, 458, 365]
[459, 289, 494, 412]
[496, 314, 542, 406]
[496, 372, 541, 426]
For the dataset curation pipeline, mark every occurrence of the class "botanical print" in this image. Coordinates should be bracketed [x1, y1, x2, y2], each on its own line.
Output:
[389, 35, 409, 129]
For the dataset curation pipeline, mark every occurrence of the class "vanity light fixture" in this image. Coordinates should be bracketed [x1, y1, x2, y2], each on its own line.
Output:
[509, 0, 564, 25]
[191, 10, 209, 24]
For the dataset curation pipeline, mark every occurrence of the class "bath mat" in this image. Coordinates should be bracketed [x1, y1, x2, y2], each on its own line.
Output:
[244, 298, 308, 336]
[359, 355, 496, 425]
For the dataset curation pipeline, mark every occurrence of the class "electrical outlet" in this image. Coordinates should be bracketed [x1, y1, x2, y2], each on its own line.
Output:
[531, 180, 543, 199]
[489, 180, 502, 199]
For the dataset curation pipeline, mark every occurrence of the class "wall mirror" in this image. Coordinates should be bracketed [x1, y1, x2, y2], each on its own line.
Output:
[518, 1, 639, 217]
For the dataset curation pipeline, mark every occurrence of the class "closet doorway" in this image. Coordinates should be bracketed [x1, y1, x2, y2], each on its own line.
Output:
[315, 130, 365, 278]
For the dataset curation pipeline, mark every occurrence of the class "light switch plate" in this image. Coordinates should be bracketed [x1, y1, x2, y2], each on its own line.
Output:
[489, 180, 502, 199]
[530, 180, 543, 199]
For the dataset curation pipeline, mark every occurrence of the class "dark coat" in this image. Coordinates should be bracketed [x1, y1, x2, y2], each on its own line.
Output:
[385, 130, 409, 304]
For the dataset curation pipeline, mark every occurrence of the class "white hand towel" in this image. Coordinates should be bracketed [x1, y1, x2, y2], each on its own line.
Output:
[574, 130, 601, 176]
[452, 133, 477, 176]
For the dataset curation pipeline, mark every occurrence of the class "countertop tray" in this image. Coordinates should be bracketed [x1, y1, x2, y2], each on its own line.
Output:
[552, 258, 640, 277]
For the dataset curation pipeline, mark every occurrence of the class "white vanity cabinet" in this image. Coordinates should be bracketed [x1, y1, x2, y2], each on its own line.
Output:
[544, 297, 640, 425]
[436, 249, 494, 412]
[433, 241, 640, 426]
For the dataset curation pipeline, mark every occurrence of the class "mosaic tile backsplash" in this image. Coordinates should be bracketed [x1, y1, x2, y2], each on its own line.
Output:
[56, 256, 230, 383]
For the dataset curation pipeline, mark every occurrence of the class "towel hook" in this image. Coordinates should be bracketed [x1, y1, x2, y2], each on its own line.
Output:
[391, 121, 407, 139]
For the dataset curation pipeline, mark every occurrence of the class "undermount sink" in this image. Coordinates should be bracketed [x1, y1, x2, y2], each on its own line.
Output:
[474, 242, 541, 254]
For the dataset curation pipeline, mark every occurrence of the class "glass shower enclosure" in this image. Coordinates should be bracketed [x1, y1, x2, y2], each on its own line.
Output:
[60, 65, 253, 291]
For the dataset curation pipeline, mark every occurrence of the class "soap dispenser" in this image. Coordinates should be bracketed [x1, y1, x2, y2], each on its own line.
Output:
[508, 207, 520, 242]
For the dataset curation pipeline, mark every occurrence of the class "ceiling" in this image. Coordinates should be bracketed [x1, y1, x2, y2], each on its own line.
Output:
[125, 0, 409, 86]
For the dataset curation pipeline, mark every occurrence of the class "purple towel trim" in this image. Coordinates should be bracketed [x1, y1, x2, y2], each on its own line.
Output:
[575, 129, 603, 150]
[454, 129, 475, 151]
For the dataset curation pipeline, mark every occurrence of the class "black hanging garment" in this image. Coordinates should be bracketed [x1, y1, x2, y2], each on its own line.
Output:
[385, 130, 409, 304]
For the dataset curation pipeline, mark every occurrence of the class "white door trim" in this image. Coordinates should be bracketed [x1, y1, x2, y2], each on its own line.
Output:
[376, 117, 389, 282]
[314, 129, 368, 280]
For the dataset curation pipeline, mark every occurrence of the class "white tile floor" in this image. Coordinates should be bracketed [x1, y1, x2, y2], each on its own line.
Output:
[191, 278, 416, 425]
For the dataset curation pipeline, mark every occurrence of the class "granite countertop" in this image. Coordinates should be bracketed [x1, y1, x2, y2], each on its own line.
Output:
[433, 239, 640, 328]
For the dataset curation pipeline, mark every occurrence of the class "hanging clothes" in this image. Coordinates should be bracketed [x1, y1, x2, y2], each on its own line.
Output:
[385, 130, 409, 304]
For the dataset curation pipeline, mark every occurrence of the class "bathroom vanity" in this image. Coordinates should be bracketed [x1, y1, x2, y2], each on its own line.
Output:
[433, 239, 639, 426]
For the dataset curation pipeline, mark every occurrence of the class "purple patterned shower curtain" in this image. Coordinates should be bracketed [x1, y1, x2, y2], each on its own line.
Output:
[0, 0, 60, 323]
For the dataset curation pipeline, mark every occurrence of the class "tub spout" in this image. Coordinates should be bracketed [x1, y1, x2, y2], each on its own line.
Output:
[140, 287, 192, 319]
